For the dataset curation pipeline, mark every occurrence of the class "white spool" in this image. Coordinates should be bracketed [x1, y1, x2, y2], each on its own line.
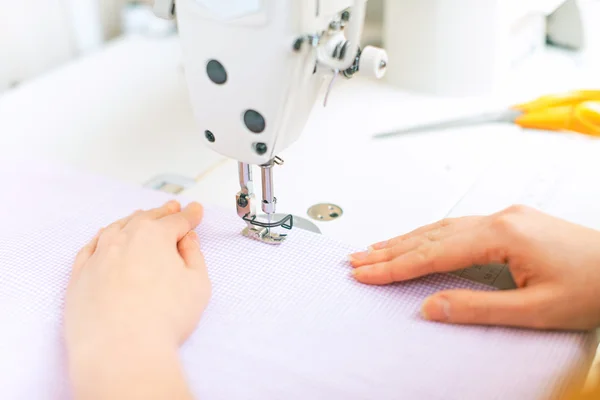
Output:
[359, 45, 388, 79]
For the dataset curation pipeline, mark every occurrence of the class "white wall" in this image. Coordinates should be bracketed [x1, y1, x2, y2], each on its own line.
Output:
[0, 0, 123, 93]
[0, 0, 75, 90]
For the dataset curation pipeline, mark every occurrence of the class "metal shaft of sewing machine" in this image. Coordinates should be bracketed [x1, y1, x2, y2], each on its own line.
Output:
[237, 162, 253, 214]
[260, 160, 276, 226]
[236, 157, 292, 244]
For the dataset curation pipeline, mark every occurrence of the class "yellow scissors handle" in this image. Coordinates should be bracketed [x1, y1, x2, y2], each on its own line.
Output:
[515, 101, 600, 136]
[513, 90, 600, 113]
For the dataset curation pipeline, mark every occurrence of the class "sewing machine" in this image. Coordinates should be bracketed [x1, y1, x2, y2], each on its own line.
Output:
[152, 0, 387, 244]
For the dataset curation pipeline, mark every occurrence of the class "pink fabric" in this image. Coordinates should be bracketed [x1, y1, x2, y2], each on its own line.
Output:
[0, 159, 595, 399]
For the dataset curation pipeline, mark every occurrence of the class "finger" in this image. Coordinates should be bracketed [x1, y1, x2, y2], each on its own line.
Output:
[161, 202, 204, 241]
[349, 220, 479, 268]
[368, 216, 482, 251]
[129, 200, 181, 223]
[96, 210, 143, 248]
[102, 201, 180, 242]
[349, 217, 482, 268]
[72, 229, 102, 274]
[104, 209, 144, 233]
[106, 200, 179, 231]
[352, 227, 506, 285]
[178, 231, 207, 272]
[420, 288, 545, 328]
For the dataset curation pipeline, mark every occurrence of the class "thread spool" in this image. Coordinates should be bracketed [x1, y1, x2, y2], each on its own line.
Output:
[359, 45, 388, 79]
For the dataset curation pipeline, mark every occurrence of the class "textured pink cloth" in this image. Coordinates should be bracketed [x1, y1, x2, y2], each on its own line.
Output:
[0, 159, 595, 399]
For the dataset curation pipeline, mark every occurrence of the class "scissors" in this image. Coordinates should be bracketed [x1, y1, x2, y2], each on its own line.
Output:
[373, 90, 600, 139]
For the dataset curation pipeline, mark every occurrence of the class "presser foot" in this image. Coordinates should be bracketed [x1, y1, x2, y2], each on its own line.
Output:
[241, 227, 287, 244]
[240, 214, 294, 245]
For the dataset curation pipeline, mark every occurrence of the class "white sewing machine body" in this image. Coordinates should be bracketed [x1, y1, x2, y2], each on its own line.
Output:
[174, 0, 387, 164]
[156, 0, 387, 243]
[177, 0, 333, 166]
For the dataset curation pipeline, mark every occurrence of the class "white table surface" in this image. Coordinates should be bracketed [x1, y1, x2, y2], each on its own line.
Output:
[2, 33, 600, 249]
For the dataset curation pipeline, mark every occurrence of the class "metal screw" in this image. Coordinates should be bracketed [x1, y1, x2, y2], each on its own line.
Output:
[237, 196, 248, 208]
[274, 156, 284, 166]
[307, 203, 343, 222]
[254, 143, 268, 155]
[293, 37, 304, 51]
[205, 130, 215, 142]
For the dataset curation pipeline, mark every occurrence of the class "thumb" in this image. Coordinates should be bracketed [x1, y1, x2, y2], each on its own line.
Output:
[420, 288, 542, 329]
[178, 231, 207, 271]
[72, 230, 102, 276]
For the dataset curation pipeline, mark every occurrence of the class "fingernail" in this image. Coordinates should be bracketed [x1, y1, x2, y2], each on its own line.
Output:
[351, 266, 369, 278]
[421, 296, 450, 322]
[187, 202, 203, 213]
[371, 241, 388, 250]
[166, 200, 179, 210]
[188, 231, 200, 246]
[348, 251, 369, 262]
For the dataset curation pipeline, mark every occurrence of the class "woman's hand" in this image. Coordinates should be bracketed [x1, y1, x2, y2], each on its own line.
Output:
[349, 205, 600, 331]
[64, 200, 210, 399]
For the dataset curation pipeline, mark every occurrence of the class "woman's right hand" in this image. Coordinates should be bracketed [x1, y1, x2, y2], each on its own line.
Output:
[65, 200, 210, 400]
[349, 205, 600, 331]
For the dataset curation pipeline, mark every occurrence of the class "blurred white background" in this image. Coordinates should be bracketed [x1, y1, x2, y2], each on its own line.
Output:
[0, 0, 122, 92]
[1, 0, 599, 95]
[0, 0, 162, 93]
